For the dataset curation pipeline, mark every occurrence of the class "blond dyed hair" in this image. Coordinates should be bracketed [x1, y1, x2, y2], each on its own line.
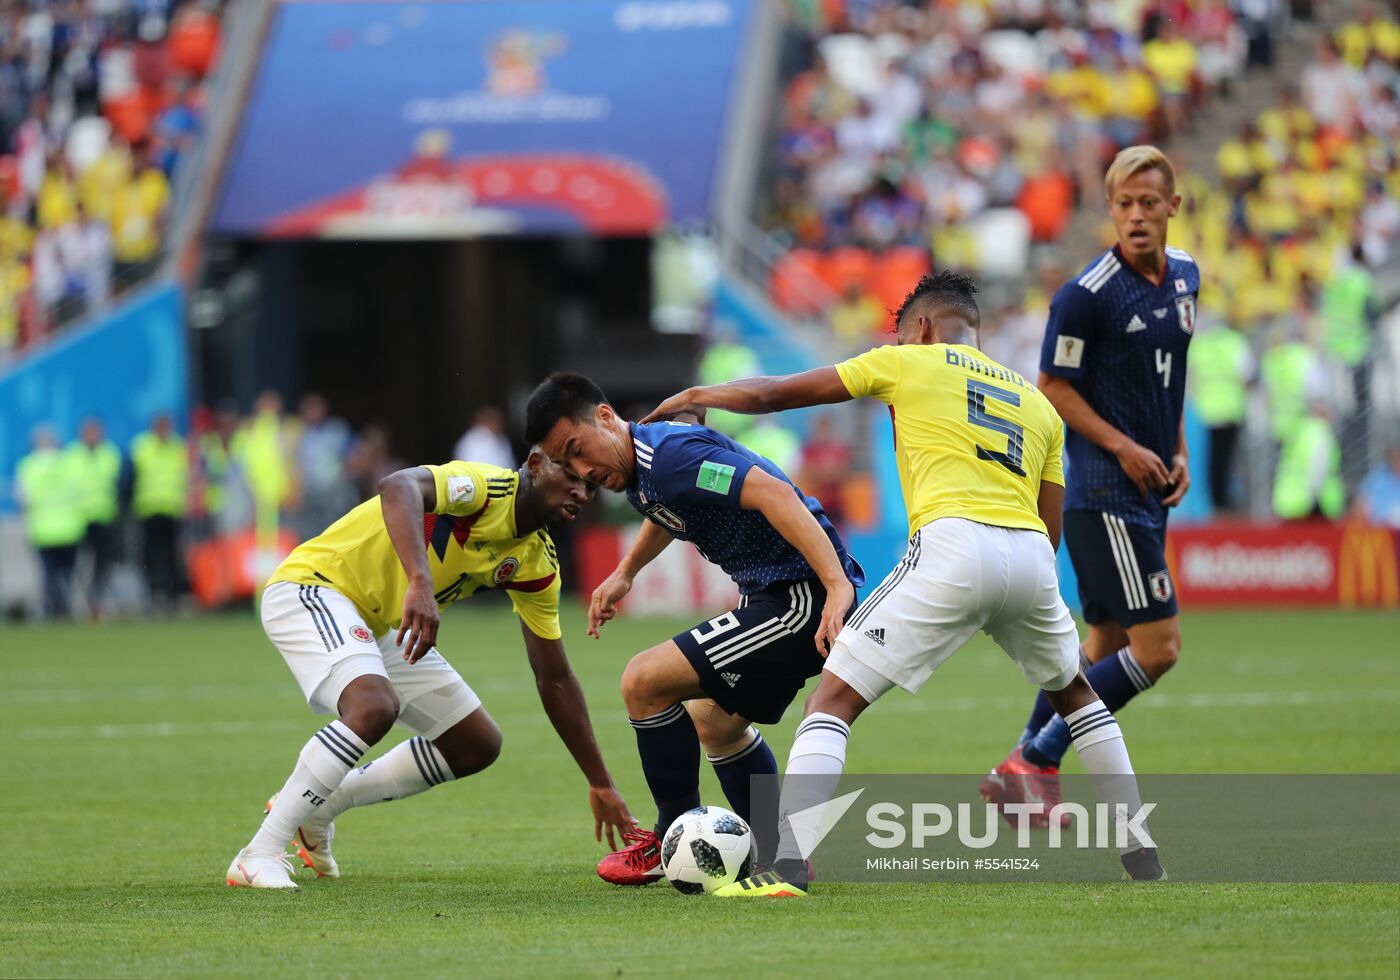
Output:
[1104, 145, 1176, 197]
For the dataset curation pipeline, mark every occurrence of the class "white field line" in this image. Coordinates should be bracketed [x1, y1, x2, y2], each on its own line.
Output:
[0, 683, 288, 705]
[873, 687, 1400, 715]
[8, 719, 311, 741]
[4, 688, 1397, 741]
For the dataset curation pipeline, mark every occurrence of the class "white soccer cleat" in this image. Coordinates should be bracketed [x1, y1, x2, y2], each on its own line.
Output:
[225, 848, 299, 889]
[293, 819, 339, 878]
[265, 795, 340, 878]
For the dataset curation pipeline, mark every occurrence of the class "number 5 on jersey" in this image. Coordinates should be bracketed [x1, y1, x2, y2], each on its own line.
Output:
[966, 379, 1027, 477]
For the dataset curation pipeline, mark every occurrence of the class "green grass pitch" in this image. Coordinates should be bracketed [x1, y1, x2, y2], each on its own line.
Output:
[1, 606, 1396, 977]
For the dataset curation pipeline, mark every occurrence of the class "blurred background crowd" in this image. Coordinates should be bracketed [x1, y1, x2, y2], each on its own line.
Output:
[1, 0, 1398, 620]
[756, 0, 1398, 525]
[0, 0, 219, 360]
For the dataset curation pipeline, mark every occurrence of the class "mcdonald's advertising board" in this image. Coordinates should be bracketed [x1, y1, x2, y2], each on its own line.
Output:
[1165, 522, 1400, 609]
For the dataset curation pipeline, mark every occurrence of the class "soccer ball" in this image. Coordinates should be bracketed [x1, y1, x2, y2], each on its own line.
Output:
[660, 805, 755, 894]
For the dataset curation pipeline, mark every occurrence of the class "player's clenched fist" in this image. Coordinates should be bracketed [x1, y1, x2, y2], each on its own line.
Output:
[1114, 440, 1171, 498]
[588, 569, 633, 638]
[396, 577, 440, 663]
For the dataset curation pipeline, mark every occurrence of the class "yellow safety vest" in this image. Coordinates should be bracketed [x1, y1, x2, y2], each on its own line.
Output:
[68, 440, 122, 525]
[16, 448, 86, 547]
[131, 431, 189, 519]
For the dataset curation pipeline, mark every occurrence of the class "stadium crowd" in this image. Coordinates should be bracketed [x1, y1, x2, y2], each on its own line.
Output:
[0, 0, 221, 361]
[762, 1, 1399, 522]
[768, 0, 1265, 308]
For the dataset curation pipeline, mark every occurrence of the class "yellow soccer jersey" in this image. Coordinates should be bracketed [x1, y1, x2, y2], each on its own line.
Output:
[835, 343, 1064, 536]
[270, 462, 562, 639]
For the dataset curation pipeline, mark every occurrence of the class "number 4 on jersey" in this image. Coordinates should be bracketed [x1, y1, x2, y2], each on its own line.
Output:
[1156, 348, 1172, 389]
[966, 379, 1027, 477]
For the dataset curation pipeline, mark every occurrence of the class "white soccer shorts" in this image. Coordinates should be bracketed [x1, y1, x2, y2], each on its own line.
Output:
[825, 517, 1080, 702]
[261, 581, 482, 739]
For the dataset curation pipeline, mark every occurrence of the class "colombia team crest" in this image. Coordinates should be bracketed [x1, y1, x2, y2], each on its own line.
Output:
[493, 556, 520, 586]
[350, 625, 374, 643]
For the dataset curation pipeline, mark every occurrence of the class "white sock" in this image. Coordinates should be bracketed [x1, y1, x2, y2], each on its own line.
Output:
[316, 736, 454, 823]
[1065, 700, 1151, 853]
[775, 713, 850, 865]
[247, 721, 368, 855]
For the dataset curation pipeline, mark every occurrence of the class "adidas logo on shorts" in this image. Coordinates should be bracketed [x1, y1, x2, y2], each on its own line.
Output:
[721, 672, 742, 687]
[863, 628, 885, 646]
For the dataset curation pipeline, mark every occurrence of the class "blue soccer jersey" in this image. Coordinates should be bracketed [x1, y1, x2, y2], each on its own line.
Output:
[624, 421, 864, 594]
[1039, 245, 1199, 527]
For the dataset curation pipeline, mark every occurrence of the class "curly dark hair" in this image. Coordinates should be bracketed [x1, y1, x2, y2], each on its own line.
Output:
[891, 270, 981, 332]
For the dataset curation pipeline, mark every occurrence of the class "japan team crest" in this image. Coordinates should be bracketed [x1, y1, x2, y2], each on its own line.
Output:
[1175, 295, 1195, 335]
[492, 556, 520, 585]
[646, 503, 686, 533]
[1148, 570, 1173, 602]
[350, 625, 374, 643]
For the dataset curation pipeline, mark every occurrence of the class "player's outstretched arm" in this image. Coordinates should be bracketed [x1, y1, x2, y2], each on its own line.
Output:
[519, 621, 636, 847]
[739, 468, 855, 655]
[588, 521, 674, 638]
[1038, 373, 1170, 498]
[379, 466, 440, 664]
[642, 367, 852, 423]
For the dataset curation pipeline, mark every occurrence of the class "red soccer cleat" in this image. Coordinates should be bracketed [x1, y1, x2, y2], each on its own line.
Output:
[980, 746, 1071, 829]
[597, 827, 664, 886]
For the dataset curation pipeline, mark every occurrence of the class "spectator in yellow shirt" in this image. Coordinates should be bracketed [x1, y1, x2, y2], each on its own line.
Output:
[36, 158, 78, 231]
[1143, 20, 1197, 134]
[79, 140, 133, 224]
[111, 147, 170, 282]
[1337, 8, 1400, 68]
[829, 282, 884, 351]
[0, 258, 30, 354]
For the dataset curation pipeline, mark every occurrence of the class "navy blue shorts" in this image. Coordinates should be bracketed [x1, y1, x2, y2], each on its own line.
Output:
[673, 578, 853, 725]
[1063, 509, 1178, 627]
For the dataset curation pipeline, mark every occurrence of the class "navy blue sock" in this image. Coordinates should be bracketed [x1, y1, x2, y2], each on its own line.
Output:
[1020, 647, 1089, 743]
[1023, 648, 1152, 768]
[1020, 690, 1055, 745]
[709, 732, 778, 864]
[708, 732, 776, 823]
[630, 704, 701, 838]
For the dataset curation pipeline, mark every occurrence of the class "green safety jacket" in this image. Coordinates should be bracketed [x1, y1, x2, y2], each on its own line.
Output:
[1273, 416, 1344, 519]
[16, 448, 86, 547]
[1190, 328, 1251, 426]
[1321, 266, 1373, 367]
[1260, 342, 1313, 442]
[68, 440, 121, 525]
[131, 431, 189, 519]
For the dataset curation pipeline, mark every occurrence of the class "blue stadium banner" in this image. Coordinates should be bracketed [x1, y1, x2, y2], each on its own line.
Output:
[214, 0, 756, 237]
[0, 284, 188, 511]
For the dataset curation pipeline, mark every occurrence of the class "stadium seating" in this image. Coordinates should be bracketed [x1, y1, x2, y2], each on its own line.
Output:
[765, 0, 1253, 310]
[0, 1, 224, 361]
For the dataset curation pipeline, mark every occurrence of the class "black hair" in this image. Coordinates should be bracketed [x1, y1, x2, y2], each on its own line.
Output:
[892, 270, 980, 332]
[524, 372, 609, 445]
